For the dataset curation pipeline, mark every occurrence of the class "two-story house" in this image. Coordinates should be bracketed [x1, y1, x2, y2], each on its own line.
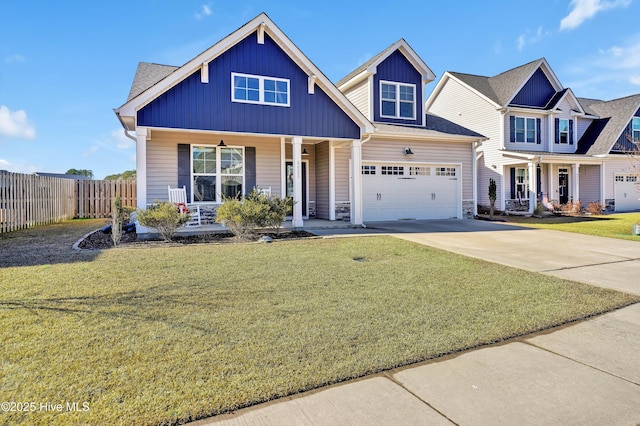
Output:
[426, 58, 640, 214]
[115, 13, 484, 235]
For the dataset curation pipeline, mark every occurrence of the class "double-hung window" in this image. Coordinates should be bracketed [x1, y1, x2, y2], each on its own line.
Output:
[232, 73, 290, 107]
[514, 117, 537, 143]
[558, 119, 569, 144]
[633, 117, 640, 143]
[192, 146, 244, 202]
[380, 81, 415, 119]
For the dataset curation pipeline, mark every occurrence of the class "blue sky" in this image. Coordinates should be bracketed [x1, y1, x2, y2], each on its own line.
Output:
[1, 0, 639, 179]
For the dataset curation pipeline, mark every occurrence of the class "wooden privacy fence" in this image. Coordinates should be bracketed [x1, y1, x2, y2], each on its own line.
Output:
[0, 171, 136, 233]
[75, 179, 136, 219]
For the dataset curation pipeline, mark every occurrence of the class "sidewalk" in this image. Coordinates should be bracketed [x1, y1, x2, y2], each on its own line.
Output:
[193, 221, 640, 425]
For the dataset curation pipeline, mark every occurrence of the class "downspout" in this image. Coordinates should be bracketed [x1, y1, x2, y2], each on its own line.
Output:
[115, 110, 137, 142]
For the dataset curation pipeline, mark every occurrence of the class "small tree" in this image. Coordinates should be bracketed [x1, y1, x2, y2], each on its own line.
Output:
[488, 178, 497, 219]
[136, 201, 190, 241]
[111, 195, 124, 247]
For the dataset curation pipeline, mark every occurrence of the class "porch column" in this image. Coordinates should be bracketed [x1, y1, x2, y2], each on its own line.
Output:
[136, 127, 148, 209]
[291, 137, 304, 228]
[350, 139, 363, 225]
[528, 161, 536, 214]
[329, 141, 336, 220]
[573, 163, 580, 203]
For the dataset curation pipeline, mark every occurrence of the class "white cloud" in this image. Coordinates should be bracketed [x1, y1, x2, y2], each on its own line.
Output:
[517, 26, 550, 51]
[85, 129, 135, 158]
[560, 0, 631, 31]
[0, 158, 39, 174]
[3, 54, 26, 64]
[195, 4, 213, 20]
[564, 35, 640, 97]
[0, 106, 36, 140]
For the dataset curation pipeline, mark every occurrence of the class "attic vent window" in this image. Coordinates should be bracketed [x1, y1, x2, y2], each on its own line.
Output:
[232, 72, 290, 107]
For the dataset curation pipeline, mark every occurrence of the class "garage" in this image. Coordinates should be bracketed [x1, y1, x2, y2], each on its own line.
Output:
[614, 174, 640, 212]
[362, 163, 460, 221]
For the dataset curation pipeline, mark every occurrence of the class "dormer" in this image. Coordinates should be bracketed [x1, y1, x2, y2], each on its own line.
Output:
[337, 40, 435, 127]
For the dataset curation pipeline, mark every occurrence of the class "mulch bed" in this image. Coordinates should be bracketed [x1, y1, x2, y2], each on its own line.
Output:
[77, 227, 315, 250]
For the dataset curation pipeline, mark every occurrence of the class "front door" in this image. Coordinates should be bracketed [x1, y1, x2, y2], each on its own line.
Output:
[558, 169, 569, 204]
[286, 161, 307, 216]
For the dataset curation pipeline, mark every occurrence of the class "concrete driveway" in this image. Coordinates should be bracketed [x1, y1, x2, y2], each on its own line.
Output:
[312, 219, 640, 296]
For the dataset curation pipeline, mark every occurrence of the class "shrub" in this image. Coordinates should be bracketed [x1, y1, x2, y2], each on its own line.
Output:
[587, 201, 605, 215]
[136, 201, 190, 241]
[215, 189, 294, 239]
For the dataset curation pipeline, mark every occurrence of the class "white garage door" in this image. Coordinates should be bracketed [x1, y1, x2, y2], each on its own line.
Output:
[362, 163, 460, 221]
[614, 174, 640, 212]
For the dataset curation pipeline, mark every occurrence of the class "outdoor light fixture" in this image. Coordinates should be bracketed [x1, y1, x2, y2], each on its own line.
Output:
[302, 148, 309, 156]
[404, 147, 414, 155]
[218, 140, 226, 147]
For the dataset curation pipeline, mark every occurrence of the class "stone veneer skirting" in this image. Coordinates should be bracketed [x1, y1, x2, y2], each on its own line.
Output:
[462, 200, 474, 219]
[335, 201, 350, 221]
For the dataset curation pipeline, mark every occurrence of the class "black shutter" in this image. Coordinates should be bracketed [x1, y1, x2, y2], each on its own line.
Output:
[245, 146, 256, 195]
[177, 144, 191, 201]
[555, 118, 560, 144]
[509, 116, 515, 142]
[536, 118, 541, 144]
[510, 167, 516, 199]
[569, 120, 574, 145]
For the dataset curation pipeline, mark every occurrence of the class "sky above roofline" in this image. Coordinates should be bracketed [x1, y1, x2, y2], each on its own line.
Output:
[1, 0, 639, 178]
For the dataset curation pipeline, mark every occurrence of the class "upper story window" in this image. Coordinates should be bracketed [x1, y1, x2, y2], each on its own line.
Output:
[510, 116, 540, 144]
[633, 117, 640, 143]
[232, 73, 290, 107]
[380, 81, 415, 119]
[558, 119, 569, 144]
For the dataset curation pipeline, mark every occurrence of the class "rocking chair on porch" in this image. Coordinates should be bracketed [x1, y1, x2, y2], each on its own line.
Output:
[168, 185, 202, 227]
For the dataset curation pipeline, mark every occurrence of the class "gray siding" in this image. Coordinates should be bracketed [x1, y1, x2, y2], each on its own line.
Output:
[334, 147, 351, 202]
[315, 141, 330, 219]
[343, 79, 370, 120]
[579, 164, 601, 204]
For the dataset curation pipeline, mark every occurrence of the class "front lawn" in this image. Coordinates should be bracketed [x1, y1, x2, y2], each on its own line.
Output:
[1, 223, 638, 425]
[503, 212, 640, 241]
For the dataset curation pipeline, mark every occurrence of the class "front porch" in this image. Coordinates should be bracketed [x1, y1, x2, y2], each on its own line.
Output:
[502, 152, 607, 214]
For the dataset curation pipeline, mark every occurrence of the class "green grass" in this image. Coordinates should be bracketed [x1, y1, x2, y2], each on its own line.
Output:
[504, 212, 640, 241]
[1, 222, 638, 425]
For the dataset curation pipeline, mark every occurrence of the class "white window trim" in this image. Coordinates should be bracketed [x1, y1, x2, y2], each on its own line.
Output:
[191, 145, 245, 203]
[559, 118, 570, 144]
[231, 72, 290, 107]
[514, 116, 537, 144]
[379, 80, 416, 120]
[633, 117, 640, 143]
[515, 167, 529, 198]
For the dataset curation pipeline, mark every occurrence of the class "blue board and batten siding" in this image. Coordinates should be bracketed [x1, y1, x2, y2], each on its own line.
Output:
[510, 68, 556, 108]
[138, 32, 360, 140]
[373, 50, 423, 126]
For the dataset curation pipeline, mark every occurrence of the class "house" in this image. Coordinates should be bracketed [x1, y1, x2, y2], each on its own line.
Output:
[426, 58, 640, 214]
[114, 13, 484, 234]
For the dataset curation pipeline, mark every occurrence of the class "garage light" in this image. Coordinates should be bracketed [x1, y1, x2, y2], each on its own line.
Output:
[404, 147, 414, 155]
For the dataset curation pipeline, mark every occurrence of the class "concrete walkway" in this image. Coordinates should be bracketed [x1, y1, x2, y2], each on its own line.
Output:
[194, 220, 640, 425]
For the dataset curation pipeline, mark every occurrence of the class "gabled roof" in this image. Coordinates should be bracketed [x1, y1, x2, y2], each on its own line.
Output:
[430, 58, 563, 109]
[127, 63, 178, 102]
[576, 94, 640, 155]
[116, 13, 374, 134]
[336, 39, 436, 91]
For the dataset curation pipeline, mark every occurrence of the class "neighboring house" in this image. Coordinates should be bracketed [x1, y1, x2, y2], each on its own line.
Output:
[114, 13, 484, 233]
[426, 58, 640, 214]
